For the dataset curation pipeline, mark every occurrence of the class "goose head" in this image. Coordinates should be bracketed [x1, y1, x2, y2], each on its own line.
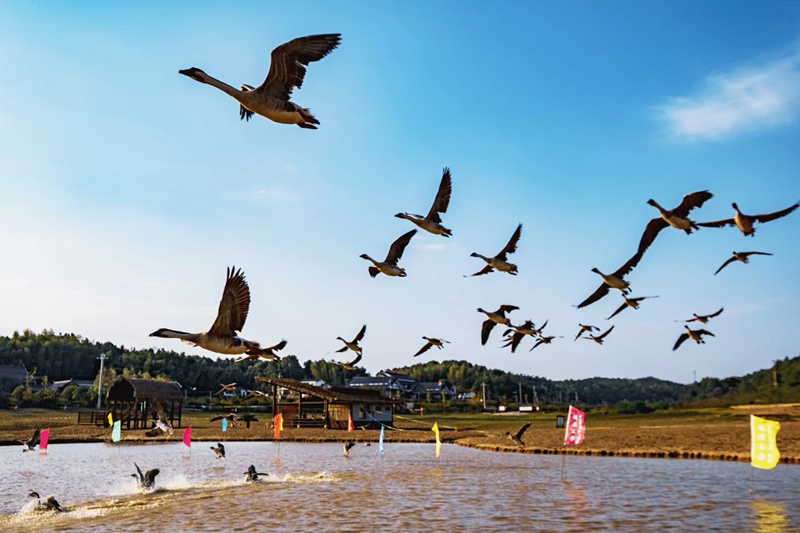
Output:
[179, 67, 210, 83]
[732, 202, 740, 212]
[469, 252, 481, 258]
[28, 491, 40, 499]
[358, 254, 371, 260]
[591, 267, 601, 274]
[394, 213, 409, 220]
[149, 328, 188, 338]
[476, 308, 486, 314]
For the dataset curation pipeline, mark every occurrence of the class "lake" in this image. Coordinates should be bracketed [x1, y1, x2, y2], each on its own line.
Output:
[0, 442, 798, 532]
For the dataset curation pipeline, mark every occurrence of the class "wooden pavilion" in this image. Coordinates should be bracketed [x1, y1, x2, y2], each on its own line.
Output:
[106, 378, 184, 430]
[256, 376, 398, 429]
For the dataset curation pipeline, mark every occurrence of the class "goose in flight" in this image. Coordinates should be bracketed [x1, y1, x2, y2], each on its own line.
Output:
[244, 465, 268, 483]
[396, 168, 453, 237]
[210, 413, 239, 427]
[478, 305, 519, 345]
[335, 352, 363, 372]
[637, 191, 714, 253]
[243, 390, 270, 402]
[414, 337, 450, 357]
[18, 429, 40, 452]
[501, 320, 538, 353]
[361, 230, 417, 277]
[698, 202, 799, 236]
[210, 443, 226, 459]
[150, 267, 286, 359]
[576, 251, 643, 309]
[530, 335, 561, 351]
[506, 423, 531, 447]
[343, 441, 356, 457]
[574, 324, 599, 341]
[234, 340, 287, 362]
[336, 325, 367, 356]
[468, 223, 523, 277]
[673, 326, 715, 351]
[676, 308, 724, 324]
[215, 383, 238, 397]
[179, 34, 341, 129]
[131, 463, 160, 490]
[28, 492, 64, 513]
[606, 295, 659, 320]
[714, 251, 772, 275]
[584, 326, 615, 345]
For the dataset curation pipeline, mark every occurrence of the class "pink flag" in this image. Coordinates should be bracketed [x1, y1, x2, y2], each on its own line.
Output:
[183, 427, 192, 448]
[564, 405, 586, 445]
[39, 429, 50, 451]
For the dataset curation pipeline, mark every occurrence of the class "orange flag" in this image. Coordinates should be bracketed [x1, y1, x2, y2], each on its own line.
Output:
[348, 411, 355, 432]
[274, 413, 283, 440]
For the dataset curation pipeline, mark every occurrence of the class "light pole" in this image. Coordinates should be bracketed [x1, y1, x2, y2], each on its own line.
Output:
[96, 353, 108, 410]
[481, 382, 487, 410]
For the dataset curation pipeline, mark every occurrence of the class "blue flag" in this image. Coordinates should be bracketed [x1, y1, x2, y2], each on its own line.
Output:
[111, 420, 121, 442]
[222, 418, 228, 432]
[379, 426, 385, 455]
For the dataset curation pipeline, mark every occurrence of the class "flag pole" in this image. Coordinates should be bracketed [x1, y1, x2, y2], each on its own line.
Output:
[561, 453, 566, 481]
[750, 467, 753, 494]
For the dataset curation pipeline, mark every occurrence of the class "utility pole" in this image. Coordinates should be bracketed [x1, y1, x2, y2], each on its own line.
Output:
[575, 391, 578, 403]
[481, 382, 487, 409]
[693, 370, 696, 383]
[96, 353, 107, 410]
[518, 382, 523, 405]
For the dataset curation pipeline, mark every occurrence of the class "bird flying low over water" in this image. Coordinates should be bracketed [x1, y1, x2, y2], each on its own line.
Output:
[530, 335, 561, 351]
[714, 251, 772, 275]
[361, 230, 417, 277]
[211, 443, 226, 459]
[673, 326, 715, 351]
[149, 267, 286, 360]
[676, 308, 724, 324]
[584, 326, 614, 345]
[506, 423, 531, 447]
[637, 191, 714, 254]
[343, 441, 356, 457]
[698, 202, 799, 236]
[576, 252, 643, 309]
[574, 324, 599, 341]
[606, 295, 659, 320]
[132, 463, 160, 490]
[396, 168, 453, 237]
[336, 325, 367, 356]
[478, 305, 519, 345]
[414, 337, 450, 357]
[244, 465, 268, 483]
[28, 492, 64, 513]
[179, 34, 341, 129]
[468, 223, 523, 277]
[18, 429, 40, 452]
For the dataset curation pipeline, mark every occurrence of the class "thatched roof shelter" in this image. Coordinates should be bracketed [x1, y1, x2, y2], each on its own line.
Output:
[107, 378, 184, 402]
[106, 378, 183, 430]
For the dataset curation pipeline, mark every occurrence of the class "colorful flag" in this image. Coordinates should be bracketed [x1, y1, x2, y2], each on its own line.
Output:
[183, 426, 192, 448]
[564, 405, 587, 446]
[379, 426, 385, 455]
[107, 413, 113, 426]
[39, 429, 50, 451]
[112, 421, 121, 443]
[432, 422, 441, 458]
[751, 415, 780, 469]
[222, 418, 228, 432]
[273, 413, 283, 440]
[348, 411, 355, 432]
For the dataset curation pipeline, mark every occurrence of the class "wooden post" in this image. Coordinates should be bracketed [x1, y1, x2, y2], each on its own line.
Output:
[177, 401, 183, 428]
[297, 392, 303, 428]
[272, 384, 278, 419]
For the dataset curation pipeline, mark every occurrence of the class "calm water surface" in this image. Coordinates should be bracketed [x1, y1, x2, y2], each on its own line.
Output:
[0, 442, 798, 532]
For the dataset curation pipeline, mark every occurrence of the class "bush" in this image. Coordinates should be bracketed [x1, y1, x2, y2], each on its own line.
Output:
[616, 400, 652, 415]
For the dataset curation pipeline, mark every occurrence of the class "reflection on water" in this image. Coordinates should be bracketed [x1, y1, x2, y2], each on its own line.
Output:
[0, 442, 798, 532]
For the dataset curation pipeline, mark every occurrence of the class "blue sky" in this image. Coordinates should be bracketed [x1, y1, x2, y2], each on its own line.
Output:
[1, 2, 799, 383]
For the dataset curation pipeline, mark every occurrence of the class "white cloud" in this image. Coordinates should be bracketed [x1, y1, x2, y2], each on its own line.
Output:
[251, 188, 300, 203]
[656, 50, 800, 140]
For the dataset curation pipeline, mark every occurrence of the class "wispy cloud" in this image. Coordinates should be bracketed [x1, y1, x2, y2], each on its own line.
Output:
[250, 188, 301, 203]
[656, 49, 800, 140]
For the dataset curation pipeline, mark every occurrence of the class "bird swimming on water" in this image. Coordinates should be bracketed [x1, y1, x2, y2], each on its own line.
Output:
[28, 492, 64, 512]
[244, 465, 268, 483]
[131, 463, 160, 490]
[211, 442, 226, 459]
[396, 168, 453, 237]
[179, 34, 342, 129]
[18, 429, 40, 452]
[505, 423, 531, 447]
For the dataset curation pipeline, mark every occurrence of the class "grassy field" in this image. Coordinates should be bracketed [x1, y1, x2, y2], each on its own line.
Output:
[1, 405, 798, 463]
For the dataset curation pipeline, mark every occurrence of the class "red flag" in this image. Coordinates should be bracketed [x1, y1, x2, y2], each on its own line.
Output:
[273, 413, 283, 440]
[183, 427, 192, 448]
[39, 429, 50, 451]
[348, 411, 355, 432]
[564, 405, 586, 446]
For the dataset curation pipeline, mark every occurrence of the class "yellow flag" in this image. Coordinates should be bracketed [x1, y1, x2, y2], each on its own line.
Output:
[751, 415, 780, 470]
[432, 422, 441, 459]
[108, 413, 113, 425]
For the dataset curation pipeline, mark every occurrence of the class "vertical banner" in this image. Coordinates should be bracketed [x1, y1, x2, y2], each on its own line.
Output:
[183, 426, 192, 448]
[751, 415, 780, 470]
[112, 421, 122, 443]
[273, 413, 283, 440]
[39, 429, 50, 451]
[564, 405, 587, 446]
[348, 411, 355, 432]
[379, 426, 385, 455]
[107, 413, 114, 426]
[432, 422, 441, 459]
[222, 418, 228, 432]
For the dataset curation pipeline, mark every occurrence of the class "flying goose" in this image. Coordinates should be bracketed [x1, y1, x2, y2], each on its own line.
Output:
[576, 251, 644, 309]
[501, 320, 538, 353]
[606, 295, 659, 320]
[468, 223, 523, 277]
[584, 326, 615, 345]
[714, 251, 772, 275]
[210, 413, 238, 427]
[18, 428, 40, 452]
[28, 492, 64, 513]
[150, 267, 285, 359]
[698, 202, 799, 236]
[673, 326, 715, 351]
[676, 308, 724, 324]
[638, 191, 714, 253]
[396, 168, 453, 237]
[234, 339, 287, 362]
[505, 423, 531, 447]
[361, 230, 417, 277]
[215, 383, 238, 397]
[210, 443, 226, 459]
[244, 465, 268, 483]
[179, 34, 341, 129]
[131, 463, 160, 490]
[335, 352, 363, 372]
[414, 337, 450, 357]
[243, 390, 270, 402]
[574, 324, 599, 341]
[336, 325, 367, 356]
[478, 305, 519, 345]
[530, 335, 562, 351]
[343, 441, 356, 457]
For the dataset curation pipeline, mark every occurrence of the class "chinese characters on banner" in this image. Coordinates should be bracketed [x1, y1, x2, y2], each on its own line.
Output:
[750, 415, 780, 470]
[564, 405, 586, 446]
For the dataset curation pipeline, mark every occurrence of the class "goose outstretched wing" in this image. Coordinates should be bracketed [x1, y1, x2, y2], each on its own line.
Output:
[496, 224, 522, 261]
[385, 230, 417, 265]
[208, 267, 251, 336]
[426, 168, 452, 223]
[259, 34, 342, 101]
